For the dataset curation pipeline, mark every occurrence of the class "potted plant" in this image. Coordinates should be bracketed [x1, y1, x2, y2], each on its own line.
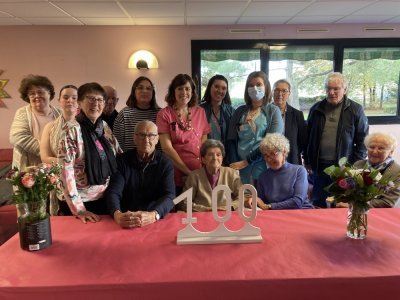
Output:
[6, 162, 62, 251]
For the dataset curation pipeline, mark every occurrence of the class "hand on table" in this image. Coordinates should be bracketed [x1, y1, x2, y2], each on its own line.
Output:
[114, 210, 157, 228]
[76, 210, 101, 224]
[244, 197, 270, 210]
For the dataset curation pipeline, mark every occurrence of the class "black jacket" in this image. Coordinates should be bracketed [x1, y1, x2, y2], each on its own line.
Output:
[105, 149, 175, 217]
[305, 96, 369, 171]
[284, 104, 307, 165]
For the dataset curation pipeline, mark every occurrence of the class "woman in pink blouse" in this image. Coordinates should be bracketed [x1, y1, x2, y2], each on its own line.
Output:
[157, 74, 210, 195]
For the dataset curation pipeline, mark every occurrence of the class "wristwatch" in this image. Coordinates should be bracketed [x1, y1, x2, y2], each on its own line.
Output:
[154, 210, 160, 222]
[266, 204, 272, 210]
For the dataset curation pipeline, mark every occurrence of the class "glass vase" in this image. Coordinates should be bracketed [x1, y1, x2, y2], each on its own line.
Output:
[346, 203, 369, 239]
[16, 200, 52, 251]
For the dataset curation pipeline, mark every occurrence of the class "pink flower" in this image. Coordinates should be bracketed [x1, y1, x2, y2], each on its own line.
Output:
[21, 174, 35, 188]
[47, 175, 58, 184]
[338, 178, 348, 189]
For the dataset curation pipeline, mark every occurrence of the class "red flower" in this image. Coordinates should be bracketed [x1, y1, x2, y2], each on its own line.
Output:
[362, 171, 374, 186]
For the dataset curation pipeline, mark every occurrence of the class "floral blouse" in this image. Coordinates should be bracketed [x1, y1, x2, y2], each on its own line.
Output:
[58, 120, 122, 214]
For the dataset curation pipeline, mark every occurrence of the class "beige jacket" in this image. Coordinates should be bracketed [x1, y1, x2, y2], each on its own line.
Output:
[182, 166, 242, 212]
[9, 104, 61, 170]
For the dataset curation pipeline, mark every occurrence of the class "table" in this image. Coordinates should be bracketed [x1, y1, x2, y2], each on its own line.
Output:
[1, 209, 400, 300]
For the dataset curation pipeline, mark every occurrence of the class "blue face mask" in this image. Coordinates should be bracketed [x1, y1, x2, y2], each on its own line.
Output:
[248, 86, 265, 101]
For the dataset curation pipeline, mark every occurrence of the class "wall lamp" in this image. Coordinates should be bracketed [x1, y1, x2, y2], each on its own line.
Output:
[128, 50, 159, 69]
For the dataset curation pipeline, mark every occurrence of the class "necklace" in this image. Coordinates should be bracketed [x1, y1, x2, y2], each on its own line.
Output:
[175, 106, 192, 131]
[246, 107, 261, 122]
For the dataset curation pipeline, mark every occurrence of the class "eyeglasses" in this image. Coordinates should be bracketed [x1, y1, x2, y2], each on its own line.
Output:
[263, 151, 281, 160]
[273, 89, 289, 95]
[28, 89, 48, 99]
[135, 133, 158, 141]
[85, 95, 105, 104]
[136, 85, 153, 92]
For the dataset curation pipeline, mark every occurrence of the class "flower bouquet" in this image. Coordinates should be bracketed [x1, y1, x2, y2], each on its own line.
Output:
[324, 157, 395, 239]
[6, 163, 62, 250]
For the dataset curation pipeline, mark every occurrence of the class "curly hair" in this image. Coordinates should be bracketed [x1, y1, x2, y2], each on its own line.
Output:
[19, 74, 55, 103]
[201, 74, 231, 105]
[260, 133, 290, 155]
[364, 132, 397, 152]
[165, 74, 198, 108]
[126, 76, 159, 109]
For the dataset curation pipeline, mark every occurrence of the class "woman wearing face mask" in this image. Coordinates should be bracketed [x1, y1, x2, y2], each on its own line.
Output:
[227, 71, 283, 185]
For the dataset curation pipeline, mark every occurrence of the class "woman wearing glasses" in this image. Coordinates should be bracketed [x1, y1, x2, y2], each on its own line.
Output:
[157, 74, 210, 195]
[245, 133, 313, 210]
[227, 71, 283, 185]
[113, 76, 160, 152]
[10, 74, 61, 171]
[58, 82, 122, 222]
[272, 79, 307, 165]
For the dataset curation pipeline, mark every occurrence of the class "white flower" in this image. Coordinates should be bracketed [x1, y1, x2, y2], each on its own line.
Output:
[375, 173, 383, 181]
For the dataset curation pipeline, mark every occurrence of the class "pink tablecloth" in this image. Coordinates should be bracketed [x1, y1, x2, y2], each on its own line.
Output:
[1, 209, 400, 300]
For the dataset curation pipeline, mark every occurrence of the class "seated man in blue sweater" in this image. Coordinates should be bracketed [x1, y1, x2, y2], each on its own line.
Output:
[105, 120, 175, 228]
[245, 133, 313, 210]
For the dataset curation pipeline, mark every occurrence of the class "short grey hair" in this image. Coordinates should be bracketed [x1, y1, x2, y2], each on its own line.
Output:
[200, 139, 225, 157]
[273, 79, 291, 91]
[325, 72, 347, 90]
[364, 132, 397, 152]
[260, 133, 290, 154]
[134, 120, 158, 134]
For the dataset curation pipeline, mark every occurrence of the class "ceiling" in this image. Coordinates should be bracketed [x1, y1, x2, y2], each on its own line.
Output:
[0, 0, 400, 26]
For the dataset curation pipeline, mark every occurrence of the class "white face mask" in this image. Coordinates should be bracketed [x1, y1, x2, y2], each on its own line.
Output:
[248, 86, 265, 101]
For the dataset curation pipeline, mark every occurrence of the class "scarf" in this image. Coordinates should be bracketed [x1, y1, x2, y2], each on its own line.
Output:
[76, 112, 117, 185]
[368, 157, 394, 174]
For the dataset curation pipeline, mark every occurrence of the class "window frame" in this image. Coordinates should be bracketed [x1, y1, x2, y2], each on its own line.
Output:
[191, 38, 400, 125]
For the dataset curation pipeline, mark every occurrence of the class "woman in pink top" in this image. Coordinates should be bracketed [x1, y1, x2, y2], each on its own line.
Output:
[157, 74, 210, 195]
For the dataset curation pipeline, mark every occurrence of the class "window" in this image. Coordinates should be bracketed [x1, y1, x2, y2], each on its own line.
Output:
[200, 49, 260, 107]
[269, 45, 334, 117]
[192, 39, 400, 124]
[343, 47, 400, 117]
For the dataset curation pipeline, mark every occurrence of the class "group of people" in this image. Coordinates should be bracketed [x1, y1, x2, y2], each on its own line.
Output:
[8, 70, 400, 228]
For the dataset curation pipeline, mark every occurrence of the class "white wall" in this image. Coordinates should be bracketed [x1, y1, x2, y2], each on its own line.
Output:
[1, 23, 400, 160]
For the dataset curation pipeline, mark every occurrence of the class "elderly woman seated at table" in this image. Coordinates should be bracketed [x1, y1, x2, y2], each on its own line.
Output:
[336, 132, 400, 208]
[181, 139, 242, 212]
[245, 133, 313, 210]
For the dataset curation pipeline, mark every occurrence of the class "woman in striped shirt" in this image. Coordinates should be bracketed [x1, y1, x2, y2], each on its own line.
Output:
[113, 76, 160, 152]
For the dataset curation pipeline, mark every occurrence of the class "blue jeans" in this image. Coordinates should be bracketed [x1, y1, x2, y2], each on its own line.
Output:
[311, 162, 334, 208]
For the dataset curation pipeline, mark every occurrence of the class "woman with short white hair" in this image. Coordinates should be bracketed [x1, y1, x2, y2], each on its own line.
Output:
[337, 132, 400, 208]
[245, 133, 312, 210]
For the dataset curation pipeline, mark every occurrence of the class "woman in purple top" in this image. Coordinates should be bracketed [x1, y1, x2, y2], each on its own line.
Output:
[245, 133, 313, 210]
